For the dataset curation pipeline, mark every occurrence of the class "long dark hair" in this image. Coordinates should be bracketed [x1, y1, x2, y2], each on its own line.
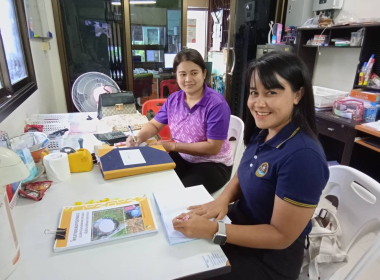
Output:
[244, 51, 317, 145]
[173, 48, 206, 73]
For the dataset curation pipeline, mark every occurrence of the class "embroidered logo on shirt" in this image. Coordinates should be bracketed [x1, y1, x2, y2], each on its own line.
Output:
[255, 162, 269, 177]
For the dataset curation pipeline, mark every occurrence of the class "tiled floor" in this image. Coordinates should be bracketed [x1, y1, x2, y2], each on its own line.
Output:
[329, 232, 380, 280]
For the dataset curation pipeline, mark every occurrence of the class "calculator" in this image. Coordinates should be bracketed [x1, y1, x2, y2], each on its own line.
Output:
[94, 131, 127, 145]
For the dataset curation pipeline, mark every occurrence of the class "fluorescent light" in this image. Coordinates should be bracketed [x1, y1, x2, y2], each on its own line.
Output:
[130, 0, 156, 4]
[112, 0, 156, 5]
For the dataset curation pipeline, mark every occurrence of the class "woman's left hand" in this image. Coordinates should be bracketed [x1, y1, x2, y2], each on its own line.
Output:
[172, 213, 218, 239]
[151, 140, 176, 152]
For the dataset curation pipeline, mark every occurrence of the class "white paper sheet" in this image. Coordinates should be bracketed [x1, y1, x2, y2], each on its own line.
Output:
[154, 185, 231, 245]
[119, 149, 146, 166]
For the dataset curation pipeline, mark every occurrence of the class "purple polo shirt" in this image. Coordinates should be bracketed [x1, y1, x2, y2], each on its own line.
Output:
[154, 85, 233, 166]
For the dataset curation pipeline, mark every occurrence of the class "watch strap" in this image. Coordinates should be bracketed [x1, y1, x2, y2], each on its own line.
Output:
[217, 220, 226, 235]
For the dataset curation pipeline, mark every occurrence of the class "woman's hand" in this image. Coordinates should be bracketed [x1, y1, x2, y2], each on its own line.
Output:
[172, 213, 218, 239]
[151, 140, 176, 152]
[125, 135, 141, 147]
[188, 197, 229, 220]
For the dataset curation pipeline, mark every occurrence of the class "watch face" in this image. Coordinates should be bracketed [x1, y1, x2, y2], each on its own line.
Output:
[213, 234, 227, 245]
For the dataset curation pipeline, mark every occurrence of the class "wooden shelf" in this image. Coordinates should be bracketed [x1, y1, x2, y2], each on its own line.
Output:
[302, 45, 361, 48]
[355, 139, 380, 153]
[353, 85, 380, 91]
[298, 23, 380, 31]
[355, 124, 380, 138]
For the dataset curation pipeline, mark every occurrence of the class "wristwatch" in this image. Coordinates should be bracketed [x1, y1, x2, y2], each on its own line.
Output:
[212, 220, 227, 245]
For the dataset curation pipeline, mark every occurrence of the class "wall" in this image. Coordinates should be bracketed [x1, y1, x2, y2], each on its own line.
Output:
[313, 0, 380, 91]
[187, 10, 207, 58]
[0, 0, 66, 137]
[188, 0, 209, 8]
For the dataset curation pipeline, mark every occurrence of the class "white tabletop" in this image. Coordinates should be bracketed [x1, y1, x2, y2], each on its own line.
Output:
[9, 137, 229, 280]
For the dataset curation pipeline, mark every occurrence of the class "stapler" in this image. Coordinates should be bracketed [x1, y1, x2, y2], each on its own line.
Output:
[60, 138, 93, 172]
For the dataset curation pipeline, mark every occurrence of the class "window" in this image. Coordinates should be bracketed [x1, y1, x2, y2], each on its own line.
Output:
[0, 0, 37, 122]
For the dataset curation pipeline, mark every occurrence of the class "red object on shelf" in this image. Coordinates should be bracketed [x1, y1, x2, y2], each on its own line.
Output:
[142, 99, 171, 141]
[160, 79, 179, 98]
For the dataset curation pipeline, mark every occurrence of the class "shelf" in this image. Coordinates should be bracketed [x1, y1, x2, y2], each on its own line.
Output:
[355, 139, 380, 153]
[353, 85, 380, 91]
[355, 124, 380, 138]
[298, 23, 380, 31]
[302, 45, 362, 48]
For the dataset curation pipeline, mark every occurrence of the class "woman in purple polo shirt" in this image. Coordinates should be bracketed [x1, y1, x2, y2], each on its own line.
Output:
[171, 52, 330, 280]
[126, 49, 233, 193]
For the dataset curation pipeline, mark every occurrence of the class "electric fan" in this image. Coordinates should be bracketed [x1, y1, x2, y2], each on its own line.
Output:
[71, 72, 120, 112]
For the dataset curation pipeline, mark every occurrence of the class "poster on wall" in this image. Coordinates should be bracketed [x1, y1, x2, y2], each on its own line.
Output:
[187, 19, 196, 43]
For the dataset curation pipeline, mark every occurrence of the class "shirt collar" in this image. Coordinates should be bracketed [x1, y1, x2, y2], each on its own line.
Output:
[180, 84, 211, 107]
[255, 122, 300, 149]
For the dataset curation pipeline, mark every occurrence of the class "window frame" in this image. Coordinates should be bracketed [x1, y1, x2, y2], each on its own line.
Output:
[0, 0, 38, 123]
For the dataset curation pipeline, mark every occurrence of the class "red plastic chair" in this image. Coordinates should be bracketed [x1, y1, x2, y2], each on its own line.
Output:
[142, 99, 172, 141]
[160, 79, 179, 98]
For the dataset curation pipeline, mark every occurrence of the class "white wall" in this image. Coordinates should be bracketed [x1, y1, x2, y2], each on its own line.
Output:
[187, 10, 208, 58]
[313, 0, 380, 91]
[0, 0, 66, 137]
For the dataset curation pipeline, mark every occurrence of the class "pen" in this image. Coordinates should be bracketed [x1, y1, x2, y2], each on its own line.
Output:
[128, 125, 137, 142]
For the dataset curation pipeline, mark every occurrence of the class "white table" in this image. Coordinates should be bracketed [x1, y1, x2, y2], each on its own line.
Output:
[9, 135, 230, 280]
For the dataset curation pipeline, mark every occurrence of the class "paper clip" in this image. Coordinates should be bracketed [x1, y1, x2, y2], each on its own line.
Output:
[45, 228, 67, 240]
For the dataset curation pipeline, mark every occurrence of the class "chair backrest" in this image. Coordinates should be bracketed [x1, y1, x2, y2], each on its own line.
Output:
[141, 99, 171, 140]
[160, 79, 179, 98]
[228, 115, 244, 178]
[134, 73, 153, 98]
[322, 165, 380, 252]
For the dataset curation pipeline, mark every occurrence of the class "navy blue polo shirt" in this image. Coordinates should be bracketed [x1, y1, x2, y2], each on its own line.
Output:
[236, 122, 329, 236]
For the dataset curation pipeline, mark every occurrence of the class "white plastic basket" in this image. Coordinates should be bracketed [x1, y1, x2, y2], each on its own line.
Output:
[26, 117, 70, 150]
[313, 86, 349, 108]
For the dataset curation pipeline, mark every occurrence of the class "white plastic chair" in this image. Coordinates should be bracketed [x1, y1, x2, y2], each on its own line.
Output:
[212, 115, 244, 198]
[321, 165, 380, 280]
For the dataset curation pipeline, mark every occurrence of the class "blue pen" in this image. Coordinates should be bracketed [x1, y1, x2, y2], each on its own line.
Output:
[128, 125, 137, 142]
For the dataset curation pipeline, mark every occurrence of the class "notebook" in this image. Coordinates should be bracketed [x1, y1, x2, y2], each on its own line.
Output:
[54, 196, 158, 252]
[153, 185, 231, 245]
[98, 145, 176, 180]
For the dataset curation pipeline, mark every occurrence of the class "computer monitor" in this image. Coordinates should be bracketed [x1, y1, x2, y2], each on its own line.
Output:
[164, 53, 176, 69]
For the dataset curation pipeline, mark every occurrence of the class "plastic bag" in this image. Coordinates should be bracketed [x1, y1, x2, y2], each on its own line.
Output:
[302, 16, 319, 28]
[335, 11, 358, 26]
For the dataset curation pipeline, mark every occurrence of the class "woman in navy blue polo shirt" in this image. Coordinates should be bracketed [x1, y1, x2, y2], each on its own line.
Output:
[172, 52, 329, 280]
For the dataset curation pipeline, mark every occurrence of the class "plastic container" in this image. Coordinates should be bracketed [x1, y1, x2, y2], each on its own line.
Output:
[364, 103, 379, 122]
[313, 86, 350, 108]
[333, 99, 365, 120]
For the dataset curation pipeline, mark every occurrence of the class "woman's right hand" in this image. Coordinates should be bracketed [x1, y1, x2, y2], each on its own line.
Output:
[188, 197, 229, 220]
[125, 135, 141, 147]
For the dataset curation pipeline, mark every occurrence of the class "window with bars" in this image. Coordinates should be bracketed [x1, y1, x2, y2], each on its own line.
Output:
[0, 0, 37, 122]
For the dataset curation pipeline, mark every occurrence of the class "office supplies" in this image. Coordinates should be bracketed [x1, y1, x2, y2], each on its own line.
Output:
[358, 62, 367, 85]
[350, 89, 380, 103]
[154, 185, 230, 245]
[53, 196, 157, 252]
[94, 131, 127, 145]
[0, 148, 29, 279]
[128, 125, 136, 142]
[364, 58, 375, 86]
[43, 153, 71, 182]
[98, 145, 175, 180]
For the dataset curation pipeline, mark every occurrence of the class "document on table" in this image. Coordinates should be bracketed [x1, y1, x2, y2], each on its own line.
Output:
[154, 185, 231, 245]
[363, 121, 380, 131]
[119, 149, 146, 166]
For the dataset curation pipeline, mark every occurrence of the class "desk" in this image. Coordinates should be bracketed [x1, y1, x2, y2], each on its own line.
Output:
[9, 135, 230, 280]
[355, 124, 380, 153]
[315, 111, 362, 165]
